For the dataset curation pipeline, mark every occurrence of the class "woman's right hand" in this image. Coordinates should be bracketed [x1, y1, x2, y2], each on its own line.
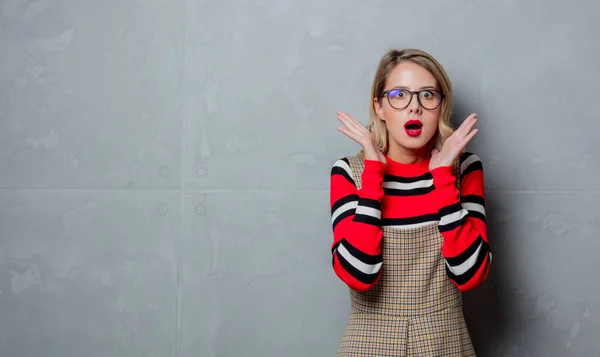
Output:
[336, 111, 387, 165]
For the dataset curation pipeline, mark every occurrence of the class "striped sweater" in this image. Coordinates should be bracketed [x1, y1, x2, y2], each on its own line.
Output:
[329, 152, 491, 292]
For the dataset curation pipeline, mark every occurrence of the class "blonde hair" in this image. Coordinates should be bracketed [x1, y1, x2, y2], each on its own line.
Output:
[359, 48, 454, 158]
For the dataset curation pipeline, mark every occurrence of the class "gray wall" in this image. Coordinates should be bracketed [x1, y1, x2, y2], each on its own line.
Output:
[1, 0, 598, 356]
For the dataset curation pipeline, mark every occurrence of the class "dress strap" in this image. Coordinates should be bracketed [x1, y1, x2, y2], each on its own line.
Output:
[346, 155, 365, 190]
[452, 155, 461, 194]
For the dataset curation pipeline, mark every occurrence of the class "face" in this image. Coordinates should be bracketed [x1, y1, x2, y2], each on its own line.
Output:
[374, 61, 443, 157]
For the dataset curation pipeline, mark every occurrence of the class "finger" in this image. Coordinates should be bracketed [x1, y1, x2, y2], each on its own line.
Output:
[337, 112, 365, 134]
[337, 126, 362, 143]
[461, 128, 478, 145]
[338, 112, 368, 133]
[456, 116, 478, 138]
[457, 115, 476, 134]
[337, 115, 363, 136]
[456, 113, 477, 135]
[462, 117, 478, 136]
[338, 127, 368, 148]
[463, 113, 478, 124]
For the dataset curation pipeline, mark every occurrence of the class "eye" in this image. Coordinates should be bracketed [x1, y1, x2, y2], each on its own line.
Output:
[420, 90, 439, 100]
[389, 89, 407, 98]
[421, 90, 434, 99]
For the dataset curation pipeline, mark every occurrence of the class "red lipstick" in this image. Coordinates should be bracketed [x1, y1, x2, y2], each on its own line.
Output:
[404, 119, 423, 137]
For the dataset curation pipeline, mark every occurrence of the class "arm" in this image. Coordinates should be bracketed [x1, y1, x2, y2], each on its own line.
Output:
[431, 152, 491, 291]
[329, 157, 386, 291]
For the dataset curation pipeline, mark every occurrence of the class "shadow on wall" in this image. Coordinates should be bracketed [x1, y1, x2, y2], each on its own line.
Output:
[462, 193, 516, 356]
[452, 98, 519, 355]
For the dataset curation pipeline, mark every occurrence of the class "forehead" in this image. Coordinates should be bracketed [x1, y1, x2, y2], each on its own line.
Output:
[385, 61, 438, 89]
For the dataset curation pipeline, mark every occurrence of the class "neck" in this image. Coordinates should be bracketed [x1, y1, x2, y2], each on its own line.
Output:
[386, 141, 431, 164]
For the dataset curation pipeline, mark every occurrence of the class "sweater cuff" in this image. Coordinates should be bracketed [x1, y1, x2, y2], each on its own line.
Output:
[364, 159, 387, 175]
[360, 160, 386, 200]
[431, 165, 460, 208]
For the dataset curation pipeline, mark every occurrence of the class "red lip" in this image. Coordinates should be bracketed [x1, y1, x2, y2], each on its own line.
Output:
[404, 119, 423, 137]
[404, 119, 423, 128]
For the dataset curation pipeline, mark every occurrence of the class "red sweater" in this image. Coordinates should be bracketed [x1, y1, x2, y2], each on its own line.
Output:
[329, 152, 491, 292]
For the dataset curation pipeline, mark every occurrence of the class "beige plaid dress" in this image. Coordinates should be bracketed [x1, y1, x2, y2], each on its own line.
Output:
[336, 155, 476, 357]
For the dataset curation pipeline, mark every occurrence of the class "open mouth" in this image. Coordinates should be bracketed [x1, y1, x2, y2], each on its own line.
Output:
[404, 120, 423, 136]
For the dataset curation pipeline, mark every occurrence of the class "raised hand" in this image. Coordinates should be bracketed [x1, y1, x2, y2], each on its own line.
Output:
[336, 111, 387, 164]
[429, 113, 479, 170]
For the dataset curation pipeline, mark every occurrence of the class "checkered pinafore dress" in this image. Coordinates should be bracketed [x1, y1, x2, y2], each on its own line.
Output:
[336, 155, 476, 357]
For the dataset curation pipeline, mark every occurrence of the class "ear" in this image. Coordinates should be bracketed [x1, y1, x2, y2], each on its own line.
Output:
[374, 97, 385, 121]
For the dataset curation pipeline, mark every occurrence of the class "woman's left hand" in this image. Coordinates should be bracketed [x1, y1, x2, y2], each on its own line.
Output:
[429, 113, 479, 171]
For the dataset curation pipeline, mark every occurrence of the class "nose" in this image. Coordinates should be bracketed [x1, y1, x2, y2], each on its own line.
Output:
[408, 92, 422, 113]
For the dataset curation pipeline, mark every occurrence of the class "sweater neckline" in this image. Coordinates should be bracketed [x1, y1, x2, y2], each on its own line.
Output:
[384, 154, 431, 176]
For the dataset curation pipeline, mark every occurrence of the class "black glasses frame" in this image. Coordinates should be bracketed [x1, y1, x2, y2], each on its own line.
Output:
[379, 88, 445, 110]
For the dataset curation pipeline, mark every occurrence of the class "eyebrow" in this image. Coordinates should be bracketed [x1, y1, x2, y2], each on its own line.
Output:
[391, 85, 438, 90]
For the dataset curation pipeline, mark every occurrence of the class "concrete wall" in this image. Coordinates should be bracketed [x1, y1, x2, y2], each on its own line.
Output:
[1, 0, 598, 356]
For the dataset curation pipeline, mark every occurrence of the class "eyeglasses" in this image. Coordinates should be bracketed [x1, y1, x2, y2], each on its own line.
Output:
[380, 88, 444, 110]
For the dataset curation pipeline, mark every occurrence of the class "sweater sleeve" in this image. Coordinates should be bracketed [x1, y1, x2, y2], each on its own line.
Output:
[430, 152, 491, 291]
[329, 157, 387, 291]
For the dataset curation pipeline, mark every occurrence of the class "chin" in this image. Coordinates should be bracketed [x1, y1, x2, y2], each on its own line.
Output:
[403, 141, 429, 150]
[390, 131, 436, 151]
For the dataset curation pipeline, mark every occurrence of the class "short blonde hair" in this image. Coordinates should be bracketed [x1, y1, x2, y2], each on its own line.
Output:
[359, 48, 454, 158]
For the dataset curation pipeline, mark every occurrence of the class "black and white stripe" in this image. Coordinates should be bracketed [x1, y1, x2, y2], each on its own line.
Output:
[444, 236, 491, 285]
[386, 195, 486, 231]
[438, 194, 487, 232]
[332, 239, 383, 284]
[461, 195, 486, 223]
[331, 195, 382, 230]
[331, 158, 355, 185]
[460, 152, 483, 177]
[353, 198, 382, 226]
[436, 152, 484, 232]
[382, 213, 440, 229]
[438, 202, 468, 232]
[382, 173, 435, 196]
[331, 194, 358, 230]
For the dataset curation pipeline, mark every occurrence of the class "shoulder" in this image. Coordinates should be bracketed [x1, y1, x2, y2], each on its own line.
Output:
[460, 150, 482, 161]
[331, 156, 350, 171]
[460, 151, 483, 165]
[330, 155, 364, 171]
[330, 155, 364, 185]
[459, 151, 484, 175]
[330, 156, 355, 182]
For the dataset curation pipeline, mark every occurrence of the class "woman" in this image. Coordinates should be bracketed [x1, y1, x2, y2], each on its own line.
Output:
[329, 48, 491, 356]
